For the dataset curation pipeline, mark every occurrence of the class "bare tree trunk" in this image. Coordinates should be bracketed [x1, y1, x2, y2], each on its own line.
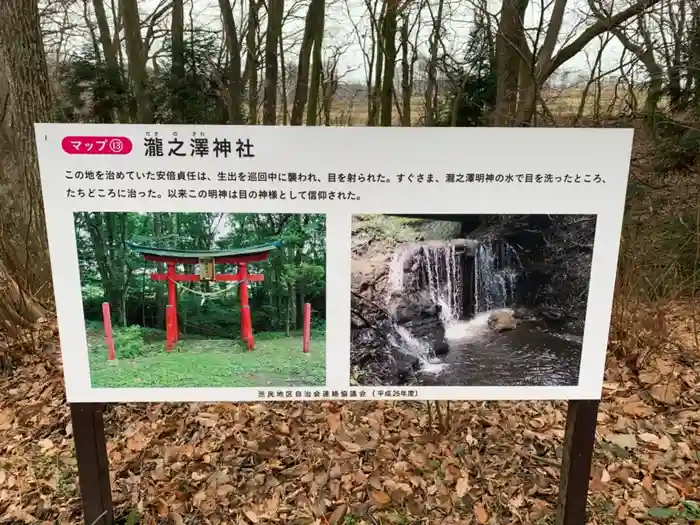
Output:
[0, 259, 47, 331]
[379, 0, 398, 126]
[171, 0, 185, 122]
[153, 214, 165, 328]
[364, 27, 375, 124]
[369, 1, 386, 126]
[370, 49, 383, 125]
[219, 0, 244, 124]
[658, 0, 685, 110]
[93, 0, 128, 122]
[572, 35, 610, 126]
[691, 7, 700, 109]
[112, 0, 126, 74]
[262, 0, 284, 125]
[306, 0, 325, 126]
[84, 1, 102, 66]
[424, 0, 444, 126]
[290, 0, 317, 125]
[245, 0, 260, 124]
[120, 0, 152, 122]
[0, 0, 53, 326]
[279, 37, 289, 124]
[400, 17, 411, 126]
[494, 0, 528, 126]
[322, 65, 339, 126]
[509, 0, 666, 126]
[285, 283, 293, 336]
[592, 53, 603, 124]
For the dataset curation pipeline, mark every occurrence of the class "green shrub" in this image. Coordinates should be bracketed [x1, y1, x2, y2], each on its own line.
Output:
[112, 326, 149, 359]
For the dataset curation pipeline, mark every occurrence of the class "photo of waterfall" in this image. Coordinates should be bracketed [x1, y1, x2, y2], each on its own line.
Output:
[350, 213, 597, 388]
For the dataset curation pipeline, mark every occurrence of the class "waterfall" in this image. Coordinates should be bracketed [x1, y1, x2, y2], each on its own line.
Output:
[473, 240, 520, 313]
[390, 238, 521, 322]
[386, 246, 444, 371]
[388, 246, 407, 292]
[385, 238, 521, 369]
[421, 244, 462, 323]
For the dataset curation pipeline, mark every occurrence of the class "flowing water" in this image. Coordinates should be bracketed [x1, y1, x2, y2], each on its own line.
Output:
[421, 244, 462, 323]
[430, 311, 582, 386]
[386, 246, 447, 374]
[386, 238, 583, 386]
[474, 241, 520, 313]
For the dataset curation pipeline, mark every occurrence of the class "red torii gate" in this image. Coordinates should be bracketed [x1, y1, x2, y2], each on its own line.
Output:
[127, 241, 281, 351]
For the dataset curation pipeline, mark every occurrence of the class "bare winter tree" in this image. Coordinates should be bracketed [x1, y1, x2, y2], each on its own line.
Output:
[494, 0, 666, 126]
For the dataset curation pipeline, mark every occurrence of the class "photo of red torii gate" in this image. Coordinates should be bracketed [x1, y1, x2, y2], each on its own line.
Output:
[127, 240, 282, 351]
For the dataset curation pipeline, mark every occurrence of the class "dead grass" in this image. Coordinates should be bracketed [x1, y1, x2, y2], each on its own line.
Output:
[609, 122, 700, 370]
[260, 85, 647, 126]
[322, 85, 646, 126]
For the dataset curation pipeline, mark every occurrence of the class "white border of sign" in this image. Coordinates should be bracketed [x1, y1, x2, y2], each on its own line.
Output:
[35, 124, 632, 402]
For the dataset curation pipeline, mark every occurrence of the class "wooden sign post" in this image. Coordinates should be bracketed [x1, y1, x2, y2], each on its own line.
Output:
[69, 400, 598, 525]
[555, 400, 600, 525]
[70, 403, 114, 525]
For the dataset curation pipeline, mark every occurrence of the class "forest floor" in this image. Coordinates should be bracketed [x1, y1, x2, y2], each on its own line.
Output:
[0, 322, 699, 525]
[87, 327, 326, 388]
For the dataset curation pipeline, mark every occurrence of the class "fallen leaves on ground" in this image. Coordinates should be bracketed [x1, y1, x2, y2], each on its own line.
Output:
[0, 308, 698, 525]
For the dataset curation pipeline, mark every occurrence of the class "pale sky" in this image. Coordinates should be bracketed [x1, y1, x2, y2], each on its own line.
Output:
[43, 0, 639, 87]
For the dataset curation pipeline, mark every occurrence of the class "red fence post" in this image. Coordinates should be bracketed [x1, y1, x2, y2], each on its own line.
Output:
[101, 303, 116, 361]
[303, 303, 311, 354]
[166, 305, 173, 352]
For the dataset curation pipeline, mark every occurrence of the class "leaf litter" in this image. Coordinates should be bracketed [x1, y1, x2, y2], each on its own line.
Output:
[0, 312, 698, 525]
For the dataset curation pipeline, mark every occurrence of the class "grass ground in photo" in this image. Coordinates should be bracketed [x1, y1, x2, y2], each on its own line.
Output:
[87, 323, 326, 388]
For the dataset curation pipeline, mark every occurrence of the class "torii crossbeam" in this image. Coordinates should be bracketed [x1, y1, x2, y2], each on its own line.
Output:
[127, 240, 281, 351]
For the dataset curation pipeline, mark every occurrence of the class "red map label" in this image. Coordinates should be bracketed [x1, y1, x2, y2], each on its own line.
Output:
[61, 136, 133, 155]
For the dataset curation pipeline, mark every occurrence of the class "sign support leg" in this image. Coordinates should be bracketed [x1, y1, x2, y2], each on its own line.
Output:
[555, 399, 599, 525]
[70, 403, 114, 525]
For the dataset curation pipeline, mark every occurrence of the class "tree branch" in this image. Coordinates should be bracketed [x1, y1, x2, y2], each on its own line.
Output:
[544, 0, 662, 80]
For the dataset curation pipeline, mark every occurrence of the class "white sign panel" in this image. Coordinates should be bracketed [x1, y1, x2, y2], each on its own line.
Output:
[35, 124, 632, 402]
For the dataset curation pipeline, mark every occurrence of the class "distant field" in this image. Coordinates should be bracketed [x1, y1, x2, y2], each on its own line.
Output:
[254, 84, 647, 126]
[323, 86, 644, 125]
